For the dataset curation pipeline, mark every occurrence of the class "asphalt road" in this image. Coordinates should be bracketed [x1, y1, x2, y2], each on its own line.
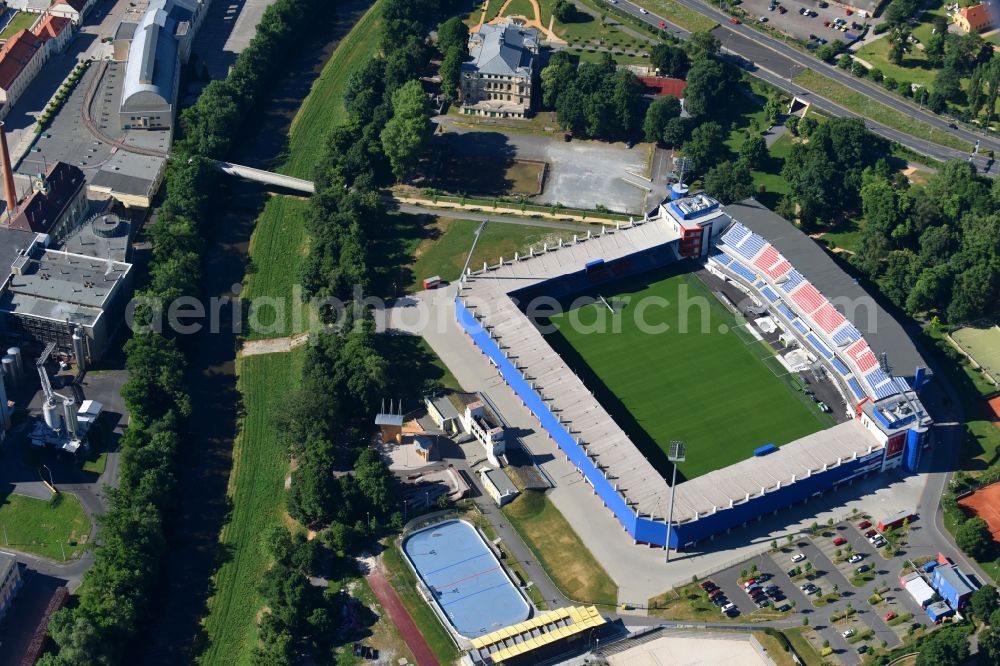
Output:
[600, 0, 999, 174]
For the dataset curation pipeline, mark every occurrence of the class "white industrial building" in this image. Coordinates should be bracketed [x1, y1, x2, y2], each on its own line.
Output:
[901, 571, 936, 607]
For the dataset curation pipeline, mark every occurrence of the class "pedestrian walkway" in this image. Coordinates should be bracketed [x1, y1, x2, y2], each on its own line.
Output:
[367, 563, 441, 666]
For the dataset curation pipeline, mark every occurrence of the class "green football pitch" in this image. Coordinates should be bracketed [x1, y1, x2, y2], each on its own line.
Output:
[544, 267, 833, 481]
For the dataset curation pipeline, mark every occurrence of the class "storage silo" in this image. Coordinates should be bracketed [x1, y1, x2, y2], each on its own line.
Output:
[63, 399, 78, 438]
[0, 372, 9, 431]
[2, 355, 16, 390]
[6, 347, 22, 382]
[72, 328, 87, 374]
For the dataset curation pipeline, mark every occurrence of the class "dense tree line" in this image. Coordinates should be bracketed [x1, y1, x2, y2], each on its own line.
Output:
[852, 159, 1000, 323]
[541, 51, 645, 141]
[437, 16, 469, 102]
[779, 116, 888, 225]
[38, 1, 337, 663]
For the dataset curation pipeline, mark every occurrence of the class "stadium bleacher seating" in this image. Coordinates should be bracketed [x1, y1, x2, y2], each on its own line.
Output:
[807, 334, 834, 359]
[832, 324, 862, 347]
[710, 251, 732, 266]
[832, 358, 850, 376]
[847, 378, 867, 401]
[791, 283, 826, 314]
[777, 303, 796, 320]
[761, 286, 779, 303]
[856, 351, 878, 372]
[764, 260, 791, 280]
[728, 261, 757, 283]
[780, 270, 804, 294]
[813, 303, 847, 334]
[734, 234, 767, 261]
[793, 320, 809, 335]
[755, 279, 766, 289]
[865, 368, 896, 399]
[722, 224, 749, 246]
[753, 246, 780, 271]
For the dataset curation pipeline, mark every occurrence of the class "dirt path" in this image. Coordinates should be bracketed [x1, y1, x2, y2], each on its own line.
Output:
[366, 565, 441, 666]
[240, 332, 310, 357]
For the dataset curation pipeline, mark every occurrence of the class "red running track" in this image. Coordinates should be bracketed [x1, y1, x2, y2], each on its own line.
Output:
[367, 566, 441, 666]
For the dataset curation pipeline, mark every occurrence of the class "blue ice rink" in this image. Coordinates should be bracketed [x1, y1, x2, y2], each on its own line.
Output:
[403, 520, 531, 637]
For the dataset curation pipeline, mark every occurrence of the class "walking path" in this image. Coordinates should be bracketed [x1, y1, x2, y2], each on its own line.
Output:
[239, 333, 310, 357]
[367, 563, 441, 666]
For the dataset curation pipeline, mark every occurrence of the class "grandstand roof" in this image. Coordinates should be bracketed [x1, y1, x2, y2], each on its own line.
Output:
[726, 199, 926, 379]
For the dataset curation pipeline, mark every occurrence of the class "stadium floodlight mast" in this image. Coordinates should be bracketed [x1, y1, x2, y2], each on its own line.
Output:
[665, 441, 686, 563]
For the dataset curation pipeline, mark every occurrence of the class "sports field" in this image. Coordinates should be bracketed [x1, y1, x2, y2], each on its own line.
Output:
[545, 267, 830, 481]
[952, 326, 1000, 385]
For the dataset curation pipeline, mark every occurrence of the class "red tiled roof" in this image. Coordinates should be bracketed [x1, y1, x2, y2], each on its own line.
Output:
[52, 0, 88, 10]
[9, 162, 86, 234]
[0, 30, 43, 91]
[32, 15, 72, 41]
[959, 3, 992, 28]
[638, 76, 687, 98]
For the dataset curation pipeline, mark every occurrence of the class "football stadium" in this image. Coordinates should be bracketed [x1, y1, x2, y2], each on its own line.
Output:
[455, 193, 934, 551]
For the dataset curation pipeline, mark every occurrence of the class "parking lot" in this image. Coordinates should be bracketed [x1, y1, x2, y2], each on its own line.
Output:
[733, 0, 874, 44]
[703, 513, 943, 666]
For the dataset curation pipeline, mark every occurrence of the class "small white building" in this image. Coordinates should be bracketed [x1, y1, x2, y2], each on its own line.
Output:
[49, 0, 96, 24]
[478, 466, 519, 506]
[901, 571, 935, 607]
[460, 399, 506, 467]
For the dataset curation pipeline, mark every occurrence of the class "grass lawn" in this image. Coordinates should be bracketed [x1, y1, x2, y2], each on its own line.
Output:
[855, 38, 940, 90]
[792, 69, 972, 153]
[754, 631, 797, 666]
[81, 452, 108, 475]
[0, 11, 36, 39]
[0, 492, 90, 561]
[283, 1, 383, 179]
[381, 545, 461, 664]
[951, 326, 1000, 383]
[200, 349, 305, 666]
[501, 491, 618, 606]
[817, 218, 862, 254]
[544, 267, 832, 480]
[630, 0, 718, 33]
[784, 627, 824, 666]
[244, 196, 311, 340]
[406, 217, 572, 290]
[434, 154, 545, 196]
[377, 335, 464, 397]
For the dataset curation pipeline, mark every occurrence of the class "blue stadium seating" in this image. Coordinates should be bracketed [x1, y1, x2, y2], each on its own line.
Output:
[711, 251, 732, 266]
[777, 303, 796, 320]
[866, 368, 891, 388]
[793, 320, 808, 335]
[755, 279, 766, 289]
[761, 286, 779, 303]
[722, 224, 749, 246]
[848, 378, 867, 400]
[806, 334, 834, 359]
[780, 270, 804, 294]
[832, 325, 862, 347]
[872, 381, 899, 400]
[734, 234, 767, 261]
[729, 262, 757, 283]
[832, 358, 850, 376]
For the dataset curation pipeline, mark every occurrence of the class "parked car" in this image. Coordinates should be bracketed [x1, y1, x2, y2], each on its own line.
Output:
[833, 537, 847, 546]
[792, 553, 806, 563]
[823, 19, 830, 26]
[743, 578, 758, 588]
[778, 6, 787, 13]
[759, 16, 768, 22]
[787, 568, 798, 578]
[842, 629, 855, 638]
[755, 597, 770, 608]
[873, 537, 887, 547]
[757, 573, 772, 582]
[730, 17, 741, 23]
[722, 603, 735, 612]
[858, 645, 869, 654]
[865, 529, 878, 538]
[803, 584, 818, 595]
[858, 520, 872, 529]
[856, 564, 870, 574]
[885, 611, 897, 622]
[709, 588, 725, 599]
[700, 580, 715, 590]
[777, 603, 792, 612]
[712, 596, 729, 606]
[764, 584, 779, 593]
[848, 554, 864, 564]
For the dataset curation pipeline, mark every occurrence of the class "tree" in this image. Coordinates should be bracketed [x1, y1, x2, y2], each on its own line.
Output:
[956, 517, 995, 560]
[689, 31, 721, 58]
[439, 47, 464, 101]
[704, 160, 754, 204]
[541, 50, 576, 108]
[888, 28, 912, 65]
[739, 134, 767, 169]
[381, 80, 430, 180]
[934, 66, 964, 103]
[643, 95, 682, 143]
[683, 56, 735, 117]
[915, 626, 969, 666]
[436, 16, 469, 54]
[925, 33, 945, 68]
[650, 43, 690, 78]
[661, 116, 689, 147]
[981, 626, 1000, 666]
[885, 0, 919, 24]
[682, 121, 727, 174]
[763, 97, 782, 125]
[804, 561, 813, 573]
[971, 585, 1000, 620]
[553, 0, 575, 22]
[798, 116, 818, 138]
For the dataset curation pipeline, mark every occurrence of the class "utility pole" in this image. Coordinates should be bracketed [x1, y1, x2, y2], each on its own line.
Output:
[665, 441, 686, 562]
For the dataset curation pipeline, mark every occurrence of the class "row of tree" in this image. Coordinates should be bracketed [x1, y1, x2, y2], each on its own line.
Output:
[852, 159, 1000, 324]
[38, 1, 335, 663]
